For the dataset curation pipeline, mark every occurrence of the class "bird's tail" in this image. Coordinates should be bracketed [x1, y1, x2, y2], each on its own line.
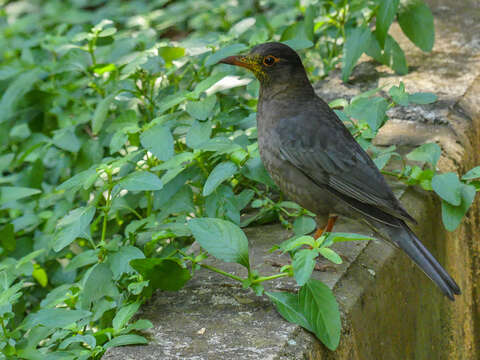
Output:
[382, 220, 461, 300]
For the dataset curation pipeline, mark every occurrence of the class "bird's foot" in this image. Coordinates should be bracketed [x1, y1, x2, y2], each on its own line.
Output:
[314, 215, 338, 239]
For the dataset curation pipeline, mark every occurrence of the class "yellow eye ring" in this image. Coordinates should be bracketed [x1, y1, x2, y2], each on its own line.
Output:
[263, 55, 278, 67]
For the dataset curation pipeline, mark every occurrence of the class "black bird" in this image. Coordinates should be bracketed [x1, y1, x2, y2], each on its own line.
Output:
[219, 42, 460, 300]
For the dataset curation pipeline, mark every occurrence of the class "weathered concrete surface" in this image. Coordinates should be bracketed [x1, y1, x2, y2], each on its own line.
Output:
[104, 0, 480, 359]
[104, 220, 371, 360]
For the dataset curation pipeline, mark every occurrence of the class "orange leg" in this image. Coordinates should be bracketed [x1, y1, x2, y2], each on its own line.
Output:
[314, 215, 338, 239]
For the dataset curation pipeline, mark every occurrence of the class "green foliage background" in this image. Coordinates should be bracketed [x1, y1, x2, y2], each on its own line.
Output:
[1, 0, 479, 358]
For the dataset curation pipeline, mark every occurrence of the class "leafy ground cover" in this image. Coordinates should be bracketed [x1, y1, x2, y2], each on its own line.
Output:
[1, 0, 479, 357]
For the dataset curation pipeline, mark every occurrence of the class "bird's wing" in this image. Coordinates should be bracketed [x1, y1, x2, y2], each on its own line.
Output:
[275, 101, 415, 226]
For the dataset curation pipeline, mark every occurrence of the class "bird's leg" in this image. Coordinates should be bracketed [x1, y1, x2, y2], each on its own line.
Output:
[314, 215, 338, 239]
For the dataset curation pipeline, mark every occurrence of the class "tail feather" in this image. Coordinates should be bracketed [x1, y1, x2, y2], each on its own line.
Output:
[385, 220, 460, 300]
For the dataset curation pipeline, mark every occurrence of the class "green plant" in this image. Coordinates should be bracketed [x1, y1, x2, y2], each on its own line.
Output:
[0, 0, 478, 358]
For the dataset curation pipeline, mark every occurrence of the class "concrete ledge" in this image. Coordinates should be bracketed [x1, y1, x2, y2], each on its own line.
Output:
[104, 0, 480, 358]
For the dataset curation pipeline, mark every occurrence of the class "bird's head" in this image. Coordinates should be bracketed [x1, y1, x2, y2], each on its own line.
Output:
[218, 42, 308, 87]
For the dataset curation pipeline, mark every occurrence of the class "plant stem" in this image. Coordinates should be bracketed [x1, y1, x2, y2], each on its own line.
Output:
[101, 172, 113, 244]
[88, 37, 97, 66]
[198, 263, 244, 282]
[381, 169, 403, 179]
[252, 272, 290, 284]
[0, 317, 7, 338]
[146, 191, 153, 217]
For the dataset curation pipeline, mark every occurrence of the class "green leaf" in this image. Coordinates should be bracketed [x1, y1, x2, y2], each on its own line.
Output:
[158, 46, 185, 63]
[342, 26, 371, 82]
[346, 96, 388, 131]
[321, 232, 373, 248]
[398, 0, 434, 52]
[318, 248, 342, 264]
[205, 185, 241, 224]
[0, 69, 42, 123]
[241, 156, 276, 187]
[384, 35, 408, 75]
[16, 249, 45, 270]
[203, 161, 238, 196]
[376, 0, 399, 47]
[329, 98, 348, 109]
[281, 20, 314, 50]
[0, 186, 41, 205]
[22, 308, 91, 330]
[123, 319, 153, 333]
[130, 258, 191, 291]
[108, 245, 145, 280]
[59, 334, 96, 350]
[40, 284, 75, 308]
[110, 130, 128, 153]
[282, 38, 313, 51]
[57, 168, 97, 191]
[188, 218, 250, 268]
[53, 206, 96, 252]
[367, 34, 408, 74]
[196, 137, 242, 154]
[140, 125, 174, 161]
[389, 82, 409, 106]
[292, 249, 317, 286]
[304, 5, 315, 41]
[0, 282, 23, 308]
[406, 143, 441, 167]
[119, 171, 163, 191]
[462, 166, 480, 180]
[374, 152, 393, 170]
[0, 224, 15, 252]
[80, 263, 119, 309]
[408, 92, 437, 104]
[441, 184, 476, 231]
[152, 152, 196, 171]
[65, 249, 100, 272]
[92, 93, 116, 134]
[32, 264, 48, 287]
[432, 173, 463, 206]
[0, 153, 14, 173]
[293, 216, 316, 236]
[112, 302, 141, 331]
[10, 123, 31, 140]
[157, 90, 189, 113]
[98, 26, 116, 37]
[93, 63, 116, 75]
[266, 291, 311, 330]
[278, 235, 316, 253]
[186, 119, 212, 149]
[279, 201, 302, 210]
[299, 279, 341, 350]
[205, 44, 248, 67]
[190, 72, 228, 99]
[104, 334, 148, 349]
[186, 95, 217, 120]
[52, 128, 81, 153]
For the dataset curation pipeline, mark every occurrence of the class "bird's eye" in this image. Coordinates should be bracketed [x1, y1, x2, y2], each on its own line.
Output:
[263, 55, 277, 67]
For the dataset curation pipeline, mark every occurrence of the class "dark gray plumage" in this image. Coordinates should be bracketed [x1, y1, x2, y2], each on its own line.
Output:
[219, 42, 460, 300]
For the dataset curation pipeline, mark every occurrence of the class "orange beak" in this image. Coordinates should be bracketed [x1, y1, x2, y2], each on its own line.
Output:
[218, 55, 255, 71]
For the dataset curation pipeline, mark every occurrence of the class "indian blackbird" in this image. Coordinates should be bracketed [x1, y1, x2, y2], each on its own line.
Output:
[218, 42, 460, 300]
